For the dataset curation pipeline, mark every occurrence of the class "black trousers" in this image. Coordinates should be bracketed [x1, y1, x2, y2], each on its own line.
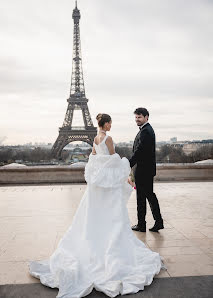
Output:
[135, 170, 162, 226]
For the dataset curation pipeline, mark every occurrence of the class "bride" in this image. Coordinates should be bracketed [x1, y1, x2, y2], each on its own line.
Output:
[29, 113, 167, 298]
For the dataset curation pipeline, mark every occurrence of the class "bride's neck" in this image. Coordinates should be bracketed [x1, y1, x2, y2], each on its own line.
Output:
[99, 129, 106, 134]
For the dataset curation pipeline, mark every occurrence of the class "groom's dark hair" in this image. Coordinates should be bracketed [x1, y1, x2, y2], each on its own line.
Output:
[134, 107, 149, 117]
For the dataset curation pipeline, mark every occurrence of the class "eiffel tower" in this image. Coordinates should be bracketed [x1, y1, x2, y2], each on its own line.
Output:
[52, 1, 97, 158]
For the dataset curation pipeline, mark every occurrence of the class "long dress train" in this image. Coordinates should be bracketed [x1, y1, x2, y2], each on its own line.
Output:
[29, 135, 167, 298]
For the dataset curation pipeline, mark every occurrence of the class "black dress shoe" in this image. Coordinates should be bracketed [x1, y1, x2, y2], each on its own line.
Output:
[149, 220, 164, 232]
[131, 224, 146, 232]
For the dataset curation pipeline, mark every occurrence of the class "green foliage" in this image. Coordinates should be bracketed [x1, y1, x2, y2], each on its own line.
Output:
[0, 144, 213, 165]
[0, 147, 52, 164]
[115, 146, 132, 159]
[156, 145, 186, 163]
[115, 144, 213, 164]
[156, 144, 213, 163]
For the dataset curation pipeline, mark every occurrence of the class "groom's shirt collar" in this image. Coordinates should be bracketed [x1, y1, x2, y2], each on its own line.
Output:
[139, 121, 149, 130]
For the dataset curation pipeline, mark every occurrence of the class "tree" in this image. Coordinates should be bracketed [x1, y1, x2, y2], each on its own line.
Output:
[115, 147, 132, 159]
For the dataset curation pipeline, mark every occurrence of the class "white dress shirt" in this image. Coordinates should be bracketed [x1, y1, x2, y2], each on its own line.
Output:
[139, 121, 149, 130]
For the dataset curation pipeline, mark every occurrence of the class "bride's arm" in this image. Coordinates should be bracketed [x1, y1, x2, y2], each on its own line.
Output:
[92, 144, 96, 155]
[105, 136, 115, 155]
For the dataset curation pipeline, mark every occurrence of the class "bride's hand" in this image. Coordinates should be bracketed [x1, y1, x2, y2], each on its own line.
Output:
[128, 176, 135, 187]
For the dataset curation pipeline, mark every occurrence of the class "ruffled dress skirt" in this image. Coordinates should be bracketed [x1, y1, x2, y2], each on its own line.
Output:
[29, 153, 167, 298]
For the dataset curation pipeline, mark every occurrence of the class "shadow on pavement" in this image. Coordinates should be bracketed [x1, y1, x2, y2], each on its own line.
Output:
[0, 275, 213, 298]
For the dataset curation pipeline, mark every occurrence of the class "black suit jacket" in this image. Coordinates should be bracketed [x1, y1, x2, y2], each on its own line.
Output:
[129, 123, 156, 177]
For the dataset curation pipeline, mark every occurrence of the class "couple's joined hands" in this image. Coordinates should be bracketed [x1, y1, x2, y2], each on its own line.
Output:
[128, 176, 135, 188]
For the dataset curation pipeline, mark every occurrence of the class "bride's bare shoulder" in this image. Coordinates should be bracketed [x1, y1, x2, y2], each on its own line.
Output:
[94, 136, 98, 143]
[106, 135, 113, 143]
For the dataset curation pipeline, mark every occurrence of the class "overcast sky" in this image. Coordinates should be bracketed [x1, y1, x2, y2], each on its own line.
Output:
[0, 0, 213, 145]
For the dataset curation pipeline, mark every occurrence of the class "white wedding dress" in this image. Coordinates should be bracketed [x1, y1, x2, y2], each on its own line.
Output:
[29, 135, 167, 298]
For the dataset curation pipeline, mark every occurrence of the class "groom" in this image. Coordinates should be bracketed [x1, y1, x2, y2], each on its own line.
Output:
[128, 107, 164, 232]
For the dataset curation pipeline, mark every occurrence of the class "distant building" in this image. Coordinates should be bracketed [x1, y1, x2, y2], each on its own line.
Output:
[73, 147, 83, 153]
[182, 143, 210, 155]
[170, 137, 177, 143]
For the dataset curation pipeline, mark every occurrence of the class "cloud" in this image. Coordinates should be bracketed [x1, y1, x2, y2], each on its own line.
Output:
[0, 136, 7, 145]
[0, 0, 212, 144]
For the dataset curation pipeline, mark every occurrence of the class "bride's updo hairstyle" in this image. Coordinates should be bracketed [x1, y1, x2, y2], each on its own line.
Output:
[96, 113, 111, 128]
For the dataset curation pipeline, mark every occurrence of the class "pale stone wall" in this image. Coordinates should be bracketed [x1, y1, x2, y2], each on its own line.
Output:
[0, 164, 213, 184]
[155, 164, 213, 181]
[0, 166, 85, 184]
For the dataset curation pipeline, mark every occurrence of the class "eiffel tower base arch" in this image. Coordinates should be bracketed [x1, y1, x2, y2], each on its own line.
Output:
[51, 128, 97, 159]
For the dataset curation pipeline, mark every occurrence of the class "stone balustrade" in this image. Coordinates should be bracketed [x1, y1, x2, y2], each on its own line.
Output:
[0, 164, 212, 185]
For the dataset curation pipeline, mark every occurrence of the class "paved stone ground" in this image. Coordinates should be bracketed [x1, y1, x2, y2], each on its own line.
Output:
[0, 182, 213, 297]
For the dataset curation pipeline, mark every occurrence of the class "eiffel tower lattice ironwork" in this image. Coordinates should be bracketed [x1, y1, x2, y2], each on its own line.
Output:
[52, 1, 97, 158]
